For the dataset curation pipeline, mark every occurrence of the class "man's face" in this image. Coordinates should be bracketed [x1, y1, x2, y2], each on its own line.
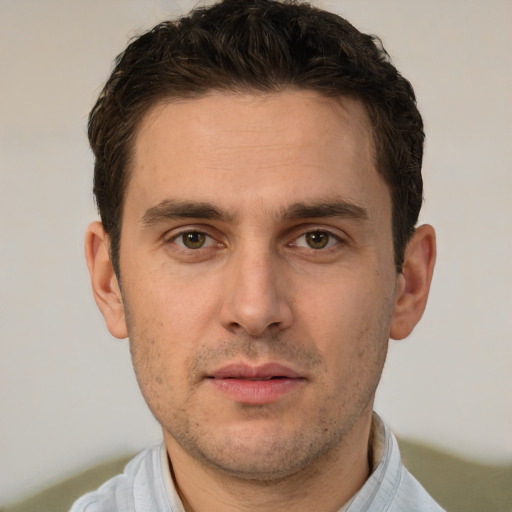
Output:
[117, 91, 402, 479]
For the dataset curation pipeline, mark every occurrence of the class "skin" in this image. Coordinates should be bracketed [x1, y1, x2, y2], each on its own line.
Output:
[86, 91, 436, 511]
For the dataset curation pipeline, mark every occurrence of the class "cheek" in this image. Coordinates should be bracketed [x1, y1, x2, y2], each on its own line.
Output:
[126, 308, 191, 424]
[122, 270, 223, 385]
[126, 262, 221, 336]
[297, 272, 393, 369]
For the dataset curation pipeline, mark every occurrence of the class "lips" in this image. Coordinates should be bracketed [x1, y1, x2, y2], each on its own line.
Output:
[209, 363, 302, 380]
[206, 363, 305, 405]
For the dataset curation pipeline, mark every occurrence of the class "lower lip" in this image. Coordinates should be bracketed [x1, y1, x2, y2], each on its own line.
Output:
[207, 378, 305, 405]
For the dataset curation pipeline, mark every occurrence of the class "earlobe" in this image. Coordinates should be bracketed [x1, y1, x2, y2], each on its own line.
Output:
[390, 224, 436, 340]
[84, 221, 128, 339]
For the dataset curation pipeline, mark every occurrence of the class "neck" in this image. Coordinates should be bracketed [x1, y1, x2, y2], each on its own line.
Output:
[163, 409, 374, 512]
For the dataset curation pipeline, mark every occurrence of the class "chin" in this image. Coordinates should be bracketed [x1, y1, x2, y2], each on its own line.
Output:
[182, 420, 345, 483]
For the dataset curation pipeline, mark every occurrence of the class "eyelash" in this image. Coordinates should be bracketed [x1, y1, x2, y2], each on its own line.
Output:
[291, 230, 342, 250]
[166, 228, 344, 252]
[168, 230, 218, 250]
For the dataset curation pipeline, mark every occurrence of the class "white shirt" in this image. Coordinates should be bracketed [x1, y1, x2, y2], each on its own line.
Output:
[69, 414, 445, 512]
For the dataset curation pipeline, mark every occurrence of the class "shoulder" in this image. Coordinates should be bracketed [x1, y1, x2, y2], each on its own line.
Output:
[68, 445, 166, 512]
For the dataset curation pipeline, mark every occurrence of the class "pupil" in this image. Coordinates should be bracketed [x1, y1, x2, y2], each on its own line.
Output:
[306, 231, 328, 249]
[184, 232, 205, 248]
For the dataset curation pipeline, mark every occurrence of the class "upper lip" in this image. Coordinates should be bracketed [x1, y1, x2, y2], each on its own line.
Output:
[208, 362, 304, 380]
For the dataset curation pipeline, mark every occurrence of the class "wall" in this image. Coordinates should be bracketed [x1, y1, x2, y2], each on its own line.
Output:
[1, 0, 511, 505]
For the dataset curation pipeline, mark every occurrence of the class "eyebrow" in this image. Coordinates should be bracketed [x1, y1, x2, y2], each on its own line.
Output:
[281, 200, 368, 222]
[141, 199, 235, 226]
[141, 198, 368, 227]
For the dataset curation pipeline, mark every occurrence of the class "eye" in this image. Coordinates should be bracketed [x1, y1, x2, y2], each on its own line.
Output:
[294, 230, 339, 250]
[172, 231, 213, 249]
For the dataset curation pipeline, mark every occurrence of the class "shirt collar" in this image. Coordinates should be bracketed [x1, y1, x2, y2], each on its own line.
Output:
[345, 412, 404, 511]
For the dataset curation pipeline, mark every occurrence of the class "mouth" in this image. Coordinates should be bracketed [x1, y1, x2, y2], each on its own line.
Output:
[208, 362, 302, 379]
[205, 363, 306, 405]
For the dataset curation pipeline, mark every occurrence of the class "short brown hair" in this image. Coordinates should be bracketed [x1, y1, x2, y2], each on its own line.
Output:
[89, 0, 424, 277]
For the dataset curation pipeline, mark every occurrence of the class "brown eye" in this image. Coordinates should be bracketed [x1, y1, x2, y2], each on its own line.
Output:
[181, 232, 207, 249]
[305, 231, 330, 249]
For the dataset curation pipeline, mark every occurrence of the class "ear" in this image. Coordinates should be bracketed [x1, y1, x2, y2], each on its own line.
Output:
[84, 221, 128, 339]
[390, 224, 436, 340]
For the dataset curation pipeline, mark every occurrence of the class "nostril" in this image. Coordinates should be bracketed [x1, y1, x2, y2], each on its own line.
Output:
[219, 292, 293, 336]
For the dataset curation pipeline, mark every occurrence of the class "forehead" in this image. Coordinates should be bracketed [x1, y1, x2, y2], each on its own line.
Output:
[126, 91, 387, 219]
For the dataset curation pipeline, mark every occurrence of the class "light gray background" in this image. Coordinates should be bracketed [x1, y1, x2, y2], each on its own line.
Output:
[1, 0, 511, 505]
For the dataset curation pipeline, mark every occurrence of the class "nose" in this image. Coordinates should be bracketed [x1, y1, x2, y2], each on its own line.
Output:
[218, 246, 293, 337]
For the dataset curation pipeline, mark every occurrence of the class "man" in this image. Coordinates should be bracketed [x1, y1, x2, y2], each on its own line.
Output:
[73, 0, 441, 510]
